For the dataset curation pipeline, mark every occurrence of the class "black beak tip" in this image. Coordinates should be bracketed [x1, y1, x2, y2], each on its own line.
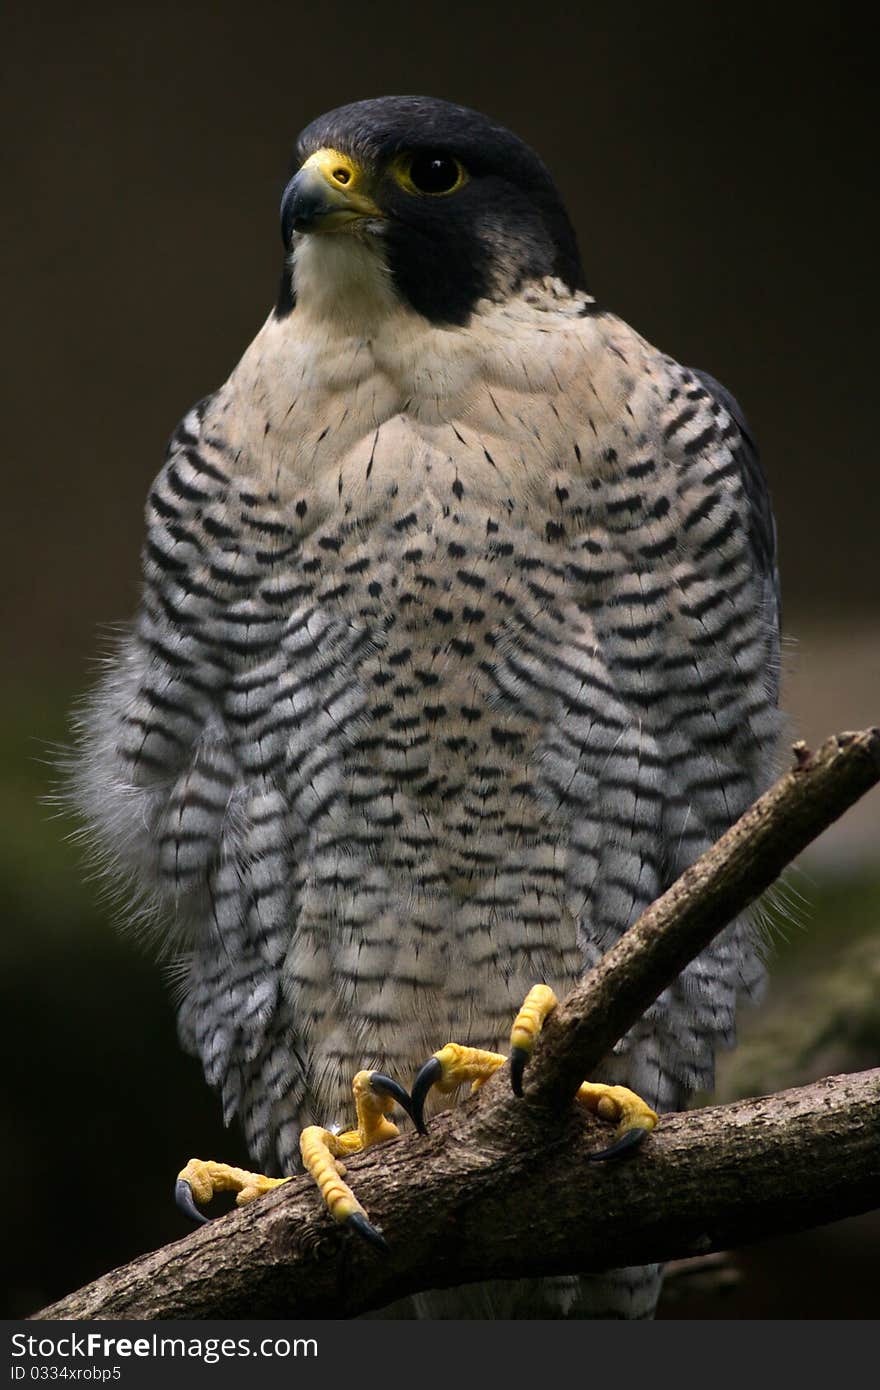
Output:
[280, 173, 323, 243]
[292, 206, 321, 234]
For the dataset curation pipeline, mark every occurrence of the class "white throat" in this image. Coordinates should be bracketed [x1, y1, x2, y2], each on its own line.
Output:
[291, 232, 400, 333]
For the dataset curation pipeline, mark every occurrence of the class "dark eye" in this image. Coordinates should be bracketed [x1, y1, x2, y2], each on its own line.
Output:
[406, 152, 466, 195]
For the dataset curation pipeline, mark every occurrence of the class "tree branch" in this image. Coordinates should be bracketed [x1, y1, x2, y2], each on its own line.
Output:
[33, 728, 880, 1320]
[35, 1069, 880, 1319]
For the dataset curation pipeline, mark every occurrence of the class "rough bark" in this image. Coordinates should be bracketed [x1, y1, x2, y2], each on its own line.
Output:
[34, 1069, 880, 1319]
[32, 728, 880, 1321]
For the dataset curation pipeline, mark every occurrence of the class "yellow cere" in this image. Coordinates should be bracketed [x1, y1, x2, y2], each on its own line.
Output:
[301, 147, 365, 193]
[297, 147, 383, 223]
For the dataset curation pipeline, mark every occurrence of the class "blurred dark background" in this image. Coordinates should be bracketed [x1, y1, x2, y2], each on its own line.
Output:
[2, 3, 877, 1319]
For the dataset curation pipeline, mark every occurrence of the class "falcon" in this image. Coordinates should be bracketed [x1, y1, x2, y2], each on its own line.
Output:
[71, 95, 782, 1317]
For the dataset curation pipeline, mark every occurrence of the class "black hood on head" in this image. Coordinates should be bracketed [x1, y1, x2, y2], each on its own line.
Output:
[278, 95, 587, 325]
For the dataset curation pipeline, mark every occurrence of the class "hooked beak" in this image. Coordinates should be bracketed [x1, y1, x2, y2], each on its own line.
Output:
[281, 147, 383, 240]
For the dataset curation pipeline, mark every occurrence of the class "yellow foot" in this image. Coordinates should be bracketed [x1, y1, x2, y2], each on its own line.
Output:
[176, 1071, 413, 1248]
[175, 1158, 290, 1226]
[410, 984, 658, 1160]
[409, 1043, 508, 1130]
[299, 1070, 415, 1251]
[575, 1081, 658, 1160]
[509, 983, 558, 1096]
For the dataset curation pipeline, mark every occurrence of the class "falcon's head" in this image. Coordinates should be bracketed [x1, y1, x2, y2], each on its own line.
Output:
[277, 96, 586, 326]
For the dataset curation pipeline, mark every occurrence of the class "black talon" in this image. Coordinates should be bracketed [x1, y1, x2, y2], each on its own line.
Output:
[589, 1127, 650, 1162]
[347, 1211, 389, 1252]
[175, 1177, 211, 1225]
[409, 1056, 443, 1135]
[369, 1072, 419, 1128]
[509, 1046, 529, 1098]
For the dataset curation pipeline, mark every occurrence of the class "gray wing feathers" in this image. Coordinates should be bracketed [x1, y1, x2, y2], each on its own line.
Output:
[70, 404, 312, 1174]
[690, 367, 781, 702]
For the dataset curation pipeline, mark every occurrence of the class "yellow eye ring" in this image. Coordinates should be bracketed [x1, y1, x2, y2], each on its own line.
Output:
[391, 151, 468, 197]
